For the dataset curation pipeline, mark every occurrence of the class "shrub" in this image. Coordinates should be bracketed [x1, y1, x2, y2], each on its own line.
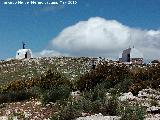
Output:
[151, 60, 160, 64]
[77, 63, 130, 91]
[150, 99, 159, 106]
[52, 101, 81, 120]
[39, 86, 71, 105]
[36, 70, 71, 89]
[0, 69, 70, 93]
[150, 64, 160, 81]
[128, 80, 148, 95]
[83, 84, 108, 102]
[118, 103, 146, 120]
[0, 69, 71, 103]
[131, 67, 150, 81]
[76, 97, 93, 114]
[149, 78, 160, 89]
[51, 83, 120, 119]
[0, 90, 34, 104]
[104, 95, 119, 116]
[0, 94, 7, 104]
[77, 86, 119, 115]
[114, 79, 134, 93]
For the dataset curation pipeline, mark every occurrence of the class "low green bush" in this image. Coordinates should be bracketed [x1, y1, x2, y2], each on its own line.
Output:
[83, 86, 107, 102]
[0, 69, 71, 104]
[0, 69, 70, 93]
[77, 63, 130, 91]
[39, 86, 71, 105]
[128, 80, 148, 95]
[118, 103, 146, 120]
[74, 89, 119, 115]
[150, 99, 159, 106]
[0, 90, 34, 104]
[52, 101, 82, 120]
[114, 79, 134, 93]
[76, 97, 93, 113]
[36, 70, 71, 89]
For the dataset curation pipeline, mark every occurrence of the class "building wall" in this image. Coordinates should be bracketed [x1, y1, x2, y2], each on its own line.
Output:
[120, 48, 143, 64]
[131, 58, 143, 64]
[16, 49, 32, 59]
[122, 48, 131, 62]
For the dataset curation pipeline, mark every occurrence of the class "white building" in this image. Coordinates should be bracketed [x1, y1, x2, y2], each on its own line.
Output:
[16, 42, 32, 59]
[119, 47, 143, 64]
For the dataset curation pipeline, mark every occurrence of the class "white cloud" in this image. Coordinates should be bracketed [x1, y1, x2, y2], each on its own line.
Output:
[33, 49, 69, 57]
[43, 17, 160, 60]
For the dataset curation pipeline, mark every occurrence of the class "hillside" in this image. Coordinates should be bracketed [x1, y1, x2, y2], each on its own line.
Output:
[1, 57, 160, 120]
[0, 57, 96, 85]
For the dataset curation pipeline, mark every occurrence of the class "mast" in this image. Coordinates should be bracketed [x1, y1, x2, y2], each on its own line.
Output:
[129, 31, 134, 48]
[22, 42, 25, 49]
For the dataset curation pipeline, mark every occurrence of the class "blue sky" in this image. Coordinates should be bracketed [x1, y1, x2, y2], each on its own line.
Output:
[0, 0, 160, 60]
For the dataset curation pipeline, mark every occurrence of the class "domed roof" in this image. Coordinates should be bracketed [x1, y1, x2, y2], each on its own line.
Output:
[16, 49, 32, 54]
[130, 47, 143, 58]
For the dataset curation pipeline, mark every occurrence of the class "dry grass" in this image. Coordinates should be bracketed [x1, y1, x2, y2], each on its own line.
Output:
[0, 98, 56, 119]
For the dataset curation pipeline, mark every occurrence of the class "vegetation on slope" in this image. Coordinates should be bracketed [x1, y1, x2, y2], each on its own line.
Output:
[0, 57, 160, 119]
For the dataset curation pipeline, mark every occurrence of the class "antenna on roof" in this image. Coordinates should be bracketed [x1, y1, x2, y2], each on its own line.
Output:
[132, 32, 135, 48]
[129, 31, 134, 49]
[22, 42, 25, 49]
[129, 32, 131, 48]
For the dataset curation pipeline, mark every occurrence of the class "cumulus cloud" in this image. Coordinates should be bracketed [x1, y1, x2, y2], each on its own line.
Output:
[33, 49, 69, 57]
[42, 17, 160, 60]
[53, 17, 130, 54]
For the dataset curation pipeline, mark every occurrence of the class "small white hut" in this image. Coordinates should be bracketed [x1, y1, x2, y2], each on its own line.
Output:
[16, 42, 32, 59]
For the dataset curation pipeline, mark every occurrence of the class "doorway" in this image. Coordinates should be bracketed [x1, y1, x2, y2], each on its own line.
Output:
[25, 52, 27, 58]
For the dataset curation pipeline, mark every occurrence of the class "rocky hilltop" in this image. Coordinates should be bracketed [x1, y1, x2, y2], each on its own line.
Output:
[0, 57, 160, 120]
[0, 57, 96, 85]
